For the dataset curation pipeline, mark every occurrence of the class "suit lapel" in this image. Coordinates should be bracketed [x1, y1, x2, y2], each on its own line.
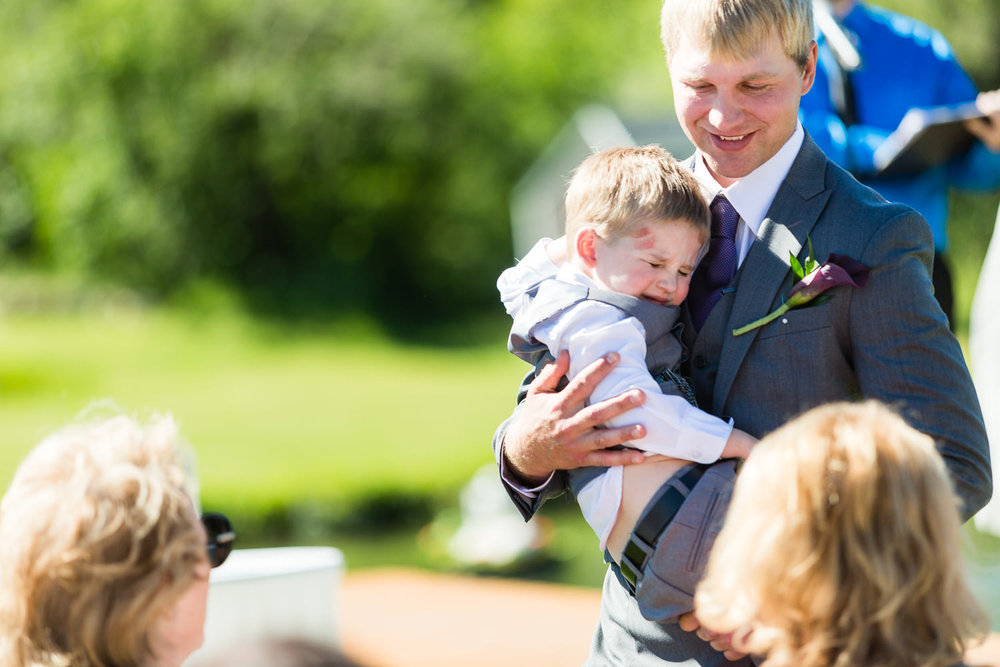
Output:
[711, 135, 832, 416]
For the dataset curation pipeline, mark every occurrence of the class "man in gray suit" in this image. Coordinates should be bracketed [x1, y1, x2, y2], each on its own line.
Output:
[493, 0, 992, 664]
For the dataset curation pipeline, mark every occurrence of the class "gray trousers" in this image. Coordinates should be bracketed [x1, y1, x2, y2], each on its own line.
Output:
[634, 460, 738, 622]
[586, 460, 755, 666]
[586, 567, 756, 666]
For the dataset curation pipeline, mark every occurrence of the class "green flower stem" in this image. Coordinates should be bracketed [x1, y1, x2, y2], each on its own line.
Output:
[732, 302, 791, 336]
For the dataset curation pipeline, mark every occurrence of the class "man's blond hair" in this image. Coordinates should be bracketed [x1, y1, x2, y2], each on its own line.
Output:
[695, 401, 989, 667]
[564, 145, 709, 248]
[660, 0, 814, 69]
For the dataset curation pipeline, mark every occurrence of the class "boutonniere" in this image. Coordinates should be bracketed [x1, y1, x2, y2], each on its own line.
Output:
[732, 240, 870, 336]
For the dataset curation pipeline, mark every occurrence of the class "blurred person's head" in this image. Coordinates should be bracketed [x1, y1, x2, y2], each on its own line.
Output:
[564, 145, 710, 307]
[695, 401, 989, 667]
[0, 413, 215, 667]
[199, 636, 366, 666]
[824, 0, 856, 16]
[660, 0, 817, 185]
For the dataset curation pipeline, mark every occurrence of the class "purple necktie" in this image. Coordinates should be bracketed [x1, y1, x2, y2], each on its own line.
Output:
[688, 194, 740, 330]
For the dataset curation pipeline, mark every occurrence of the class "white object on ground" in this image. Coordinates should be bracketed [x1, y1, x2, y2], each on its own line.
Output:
[448, 464, 546, 566]
[972, 206, 1000, 536]
[189, 546, 345, 663]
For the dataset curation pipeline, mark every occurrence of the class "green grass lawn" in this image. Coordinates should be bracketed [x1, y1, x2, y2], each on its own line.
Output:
[0, 303, 525, 521]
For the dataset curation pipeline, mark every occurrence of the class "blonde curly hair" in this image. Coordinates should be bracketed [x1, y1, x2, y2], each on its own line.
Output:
[695, 401, 989, 667]
[0, 413, 207, 667]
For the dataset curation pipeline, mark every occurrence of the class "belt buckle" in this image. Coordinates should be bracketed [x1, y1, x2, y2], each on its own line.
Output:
[618, 534, 652, 596]
[618, 554, 640, 595]
[615, 463, 710, 598]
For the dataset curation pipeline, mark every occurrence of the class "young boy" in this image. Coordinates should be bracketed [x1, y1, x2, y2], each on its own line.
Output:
[498, 145, 756, 621]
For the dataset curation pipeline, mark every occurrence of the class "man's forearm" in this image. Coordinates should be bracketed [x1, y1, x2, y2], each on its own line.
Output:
[493, 414, 563, 521]
[851, 211, 992, 520]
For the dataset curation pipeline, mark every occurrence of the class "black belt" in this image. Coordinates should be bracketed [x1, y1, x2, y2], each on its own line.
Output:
[617, 463, 709, 594]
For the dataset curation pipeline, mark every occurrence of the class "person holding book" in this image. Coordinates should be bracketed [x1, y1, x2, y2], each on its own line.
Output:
[801, 0, 1000, 327]
[498, 144, 757, 621]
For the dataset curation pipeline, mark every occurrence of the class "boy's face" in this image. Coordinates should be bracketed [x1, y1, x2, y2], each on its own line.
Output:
[592, 218, 704, 306]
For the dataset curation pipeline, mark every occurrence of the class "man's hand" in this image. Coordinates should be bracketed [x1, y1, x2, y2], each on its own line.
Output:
[679, 612, 749, 662]
[966, 89, 1000, 152]
[502, 350, 650, 485]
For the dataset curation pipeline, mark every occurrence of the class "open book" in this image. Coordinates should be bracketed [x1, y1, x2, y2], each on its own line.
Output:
[872, 101, 987, 178]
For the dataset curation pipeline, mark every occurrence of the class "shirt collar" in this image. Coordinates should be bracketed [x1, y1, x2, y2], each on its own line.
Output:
[556, 262, 596, 289]
[692, 122, 804, 236]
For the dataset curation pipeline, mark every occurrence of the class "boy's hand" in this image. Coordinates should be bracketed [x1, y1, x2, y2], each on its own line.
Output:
[502, 350, 649, 485]
[543, 236, 568, 267]
[720, 428, 758, 460]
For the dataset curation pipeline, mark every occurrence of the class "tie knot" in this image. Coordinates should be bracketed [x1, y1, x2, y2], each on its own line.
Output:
[710, 195, 740, 240]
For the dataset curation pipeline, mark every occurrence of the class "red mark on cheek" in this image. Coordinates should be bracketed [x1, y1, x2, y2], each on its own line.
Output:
[633, 227, 655, 250]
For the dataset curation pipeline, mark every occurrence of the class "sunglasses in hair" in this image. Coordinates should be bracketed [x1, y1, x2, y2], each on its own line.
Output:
[201, 512, 236, 568]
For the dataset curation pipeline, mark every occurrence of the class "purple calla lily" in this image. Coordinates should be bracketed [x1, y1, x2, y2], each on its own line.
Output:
[732, 254, 870, 336]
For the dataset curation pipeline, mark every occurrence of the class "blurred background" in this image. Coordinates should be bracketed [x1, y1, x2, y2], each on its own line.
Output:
[1, 0, 1000, 626]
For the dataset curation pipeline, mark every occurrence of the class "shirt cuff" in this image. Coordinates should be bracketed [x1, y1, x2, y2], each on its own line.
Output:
[696, 412, 735, 463]
[498, 441, 555, 499]
[672, 412, 734, 464]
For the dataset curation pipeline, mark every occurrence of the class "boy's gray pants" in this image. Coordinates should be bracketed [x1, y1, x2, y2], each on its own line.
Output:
[586, 460, 753, 666]
[633, 460, 738, 622]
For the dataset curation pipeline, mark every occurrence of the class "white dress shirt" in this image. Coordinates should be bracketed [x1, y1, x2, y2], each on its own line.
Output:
[692, 122, 806, 266]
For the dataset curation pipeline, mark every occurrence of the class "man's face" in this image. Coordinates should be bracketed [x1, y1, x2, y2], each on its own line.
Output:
[668, 33, 816, 186]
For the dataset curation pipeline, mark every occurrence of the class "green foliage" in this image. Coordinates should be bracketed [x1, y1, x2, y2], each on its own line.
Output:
[0, 0, 997, 330]
[872, 0, 1000, 87]
[948, 190, 1000, 332]
[0, 0, 666, 328]
[788, 236, 818, 281]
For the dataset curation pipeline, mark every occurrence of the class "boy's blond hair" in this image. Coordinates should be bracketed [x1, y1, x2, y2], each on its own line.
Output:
[695, 401, 989, 667]
[660, 0, 814, 70]
[564, 145, 710, 249]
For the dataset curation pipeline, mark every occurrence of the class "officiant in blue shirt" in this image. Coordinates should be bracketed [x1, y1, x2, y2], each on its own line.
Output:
[800, 0, 1000, 328]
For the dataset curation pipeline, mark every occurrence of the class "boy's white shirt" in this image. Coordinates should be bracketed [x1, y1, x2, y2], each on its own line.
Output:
[498, 239, 733, 549]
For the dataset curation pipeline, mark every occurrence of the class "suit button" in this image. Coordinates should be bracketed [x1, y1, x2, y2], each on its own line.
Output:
[693, 355, 707, 369]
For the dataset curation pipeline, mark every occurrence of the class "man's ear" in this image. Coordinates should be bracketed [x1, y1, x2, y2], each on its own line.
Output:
[801, 41, 818, 95]
[575, 227, 599, 268]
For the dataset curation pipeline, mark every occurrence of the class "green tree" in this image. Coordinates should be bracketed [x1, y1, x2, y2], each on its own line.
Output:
[0, 0, 996, 329]
[0, 0, 664, 326]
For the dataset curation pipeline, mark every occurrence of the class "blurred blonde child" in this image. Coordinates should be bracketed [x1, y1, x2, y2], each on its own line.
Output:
[695, 400, 989, 666]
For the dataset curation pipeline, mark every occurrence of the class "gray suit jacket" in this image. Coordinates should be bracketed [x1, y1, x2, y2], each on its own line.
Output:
[493, 134, 991, 665]
[683, 133, 990, 518]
